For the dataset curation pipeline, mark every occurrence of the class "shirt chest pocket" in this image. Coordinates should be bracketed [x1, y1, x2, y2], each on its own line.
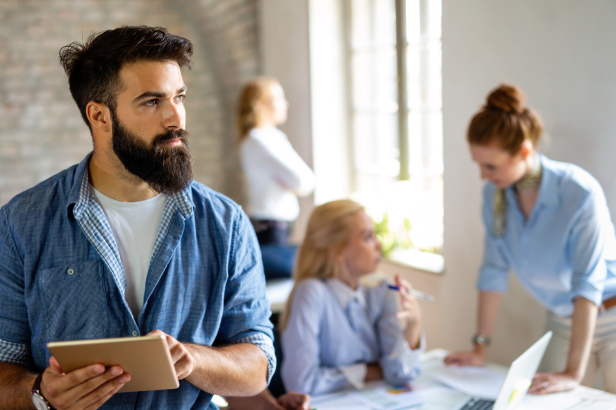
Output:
[39, 260, 109, 341]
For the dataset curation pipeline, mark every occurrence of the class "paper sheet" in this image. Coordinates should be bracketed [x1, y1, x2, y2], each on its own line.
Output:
[312, 384, 446, 410]
[427, 364, 507, 399]
[518, 386, 616, 410]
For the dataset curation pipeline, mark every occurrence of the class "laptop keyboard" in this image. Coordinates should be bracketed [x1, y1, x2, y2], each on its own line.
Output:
[459, 398, 495, 410]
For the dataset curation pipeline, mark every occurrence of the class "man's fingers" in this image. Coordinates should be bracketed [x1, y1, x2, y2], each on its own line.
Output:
[146, 329, 165, 337]
[46, 366, 127, 409]
[76, 374, 129, 410]
[175, 355, 195, 380]
[43, 363, 105, 399]
[71, 370, 129, 407]
[169, 342, 186, 362]
[48, 357, 64, 374]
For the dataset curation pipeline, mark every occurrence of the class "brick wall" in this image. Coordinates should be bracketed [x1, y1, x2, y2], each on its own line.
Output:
[0, 0, 258, 206]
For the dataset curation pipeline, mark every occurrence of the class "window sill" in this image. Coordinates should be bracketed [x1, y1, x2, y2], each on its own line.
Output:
[384, 248, 444, 274]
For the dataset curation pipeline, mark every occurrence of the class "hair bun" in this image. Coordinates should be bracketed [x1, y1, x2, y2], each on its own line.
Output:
[486, 84, 525, 114]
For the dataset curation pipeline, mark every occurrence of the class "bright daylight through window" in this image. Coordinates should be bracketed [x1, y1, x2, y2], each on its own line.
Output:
[347, 0, 443, 271]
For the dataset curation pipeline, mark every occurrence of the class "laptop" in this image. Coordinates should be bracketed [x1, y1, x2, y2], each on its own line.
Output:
[425, 331, 553, 410]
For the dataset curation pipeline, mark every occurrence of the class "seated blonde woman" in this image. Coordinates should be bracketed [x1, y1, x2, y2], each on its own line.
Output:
[280, 200, 424, 396]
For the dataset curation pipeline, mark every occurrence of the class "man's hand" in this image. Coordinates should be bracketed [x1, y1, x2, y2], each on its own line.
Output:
[277, 392, 311, 410]
[146, 329, 195, 380]
[41, 356, 129, 410]
[528, 371, 580, 395]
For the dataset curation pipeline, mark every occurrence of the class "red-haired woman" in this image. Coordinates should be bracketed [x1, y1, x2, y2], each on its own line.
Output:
[445, 84, 616, 394]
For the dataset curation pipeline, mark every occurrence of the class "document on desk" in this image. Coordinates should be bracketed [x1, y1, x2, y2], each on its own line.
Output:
[311, 384, 448, 410]
[518, 386, 616, 410]
[427, 364, 507, 399]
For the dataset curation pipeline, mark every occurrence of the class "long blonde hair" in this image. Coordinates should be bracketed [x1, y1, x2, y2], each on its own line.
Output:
[236, 76, 279, 143]
[279, 199, 365, 331]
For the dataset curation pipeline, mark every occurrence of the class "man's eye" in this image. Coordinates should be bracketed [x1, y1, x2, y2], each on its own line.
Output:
[144, 99, 158, 107]
[176, 94, 186, 102]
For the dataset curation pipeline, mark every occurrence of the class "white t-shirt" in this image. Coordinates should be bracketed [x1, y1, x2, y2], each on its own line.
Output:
[92, 187, 167, 318]
[240, 127, 315, 221]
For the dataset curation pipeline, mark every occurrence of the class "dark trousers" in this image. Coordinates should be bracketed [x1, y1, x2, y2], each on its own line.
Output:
[251, 219, 298, 281]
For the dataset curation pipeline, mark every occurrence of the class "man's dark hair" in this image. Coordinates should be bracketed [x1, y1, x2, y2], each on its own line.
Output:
[59, 26, 193, 131]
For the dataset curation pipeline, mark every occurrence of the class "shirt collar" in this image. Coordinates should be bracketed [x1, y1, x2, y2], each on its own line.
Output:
[327, 278, 367, 310]
[66, 152, 92, 220]
[534, 154, 560, 207]
[66, 152, 195, 220]
[504, 154, 560, 208]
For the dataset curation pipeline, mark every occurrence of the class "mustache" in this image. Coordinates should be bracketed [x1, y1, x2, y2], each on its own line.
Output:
[153, 129, 189, 147]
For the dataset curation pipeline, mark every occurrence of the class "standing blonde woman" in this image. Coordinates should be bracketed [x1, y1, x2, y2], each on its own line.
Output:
[445, 84, 616, 394]
[280, 200, 424, 395]
[237, 77, 315, 280]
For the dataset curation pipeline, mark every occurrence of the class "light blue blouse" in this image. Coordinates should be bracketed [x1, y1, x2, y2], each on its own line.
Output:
[281, 278, 423, 396]
[477, 155, 616, 316]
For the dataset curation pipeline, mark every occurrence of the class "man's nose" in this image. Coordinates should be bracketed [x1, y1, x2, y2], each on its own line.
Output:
[163, 101, 185, 129]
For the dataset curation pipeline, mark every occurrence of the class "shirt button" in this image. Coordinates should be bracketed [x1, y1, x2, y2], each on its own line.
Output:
[132, 330, 138, 336]
[67, 268, 75, 275]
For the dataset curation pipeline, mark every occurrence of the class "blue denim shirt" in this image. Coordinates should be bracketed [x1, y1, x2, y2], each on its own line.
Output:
[0, 153, 275, 409]
[477, 155, 616, 316]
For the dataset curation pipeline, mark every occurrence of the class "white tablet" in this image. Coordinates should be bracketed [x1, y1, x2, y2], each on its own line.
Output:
[47, 335, 180, 393]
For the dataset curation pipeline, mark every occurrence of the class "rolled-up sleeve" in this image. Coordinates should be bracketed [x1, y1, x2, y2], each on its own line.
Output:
[377, 283, 423, 385]
[0, 208, 33, 367]
[568, 193, 610, 306]
[477, 187, 511, 293]
[216, 209, 276, 383]
[281, 280, 351, 395]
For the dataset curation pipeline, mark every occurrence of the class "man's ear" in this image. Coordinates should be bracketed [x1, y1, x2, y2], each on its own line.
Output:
[86, 102, 112, 133]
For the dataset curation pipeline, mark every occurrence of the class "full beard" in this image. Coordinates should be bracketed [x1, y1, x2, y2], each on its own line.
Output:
[111, 110, 194, 195]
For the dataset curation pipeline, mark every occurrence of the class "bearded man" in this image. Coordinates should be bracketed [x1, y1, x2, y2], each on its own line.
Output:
[0, 26, 275, 410]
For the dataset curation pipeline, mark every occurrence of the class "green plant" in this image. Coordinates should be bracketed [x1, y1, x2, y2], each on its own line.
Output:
[373, 213, 414, 257]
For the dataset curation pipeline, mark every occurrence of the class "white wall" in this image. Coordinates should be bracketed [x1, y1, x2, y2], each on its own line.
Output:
[259, 0, 314, 242]
[438, 0, 616, 365]
[309, 0, 353, 205]
[260, 0, 616, 368]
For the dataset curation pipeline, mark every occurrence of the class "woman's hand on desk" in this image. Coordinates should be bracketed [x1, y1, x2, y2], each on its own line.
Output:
[528, 371, 580, 395]
[444, 347, 487, 367]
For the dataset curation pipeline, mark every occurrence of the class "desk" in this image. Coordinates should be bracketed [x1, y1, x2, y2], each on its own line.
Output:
[312, 350, 616, 410]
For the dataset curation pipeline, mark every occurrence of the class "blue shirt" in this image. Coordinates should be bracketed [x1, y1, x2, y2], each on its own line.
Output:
[281, 278, 423, 396]
[0, 153, 275, 409]
[477, 155, 616, 317]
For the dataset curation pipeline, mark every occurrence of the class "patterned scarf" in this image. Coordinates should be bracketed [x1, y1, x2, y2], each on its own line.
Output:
[492, 154, 542, 237]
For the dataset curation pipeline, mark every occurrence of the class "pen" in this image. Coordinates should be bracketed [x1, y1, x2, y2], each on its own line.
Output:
[387, 284, 435, 302]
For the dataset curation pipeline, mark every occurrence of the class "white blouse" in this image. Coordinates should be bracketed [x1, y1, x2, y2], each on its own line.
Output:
[240, 127, 315, 221]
